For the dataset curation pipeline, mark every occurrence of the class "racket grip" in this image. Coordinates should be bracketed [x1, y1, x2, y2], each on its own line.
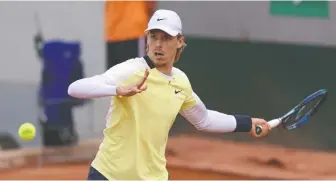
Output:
[268, 118, 282, 128]
[255, 118, 281, 135]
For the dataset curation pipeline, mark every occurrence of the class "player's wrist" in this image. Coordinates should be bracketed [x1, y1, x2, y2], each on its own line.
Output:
[233, 115, 252, 132]
[116, 86, 120, 95]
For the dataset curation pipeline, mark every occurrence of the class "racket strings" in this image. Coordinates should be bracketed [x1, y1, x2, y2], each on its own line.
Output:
[284, 95, 325, 129]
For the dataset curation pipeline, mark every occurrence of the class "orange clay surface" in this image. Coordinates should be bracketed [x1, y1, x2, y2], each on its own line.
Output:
[1, 135, 336, 180]
[0, 161, 252, 180]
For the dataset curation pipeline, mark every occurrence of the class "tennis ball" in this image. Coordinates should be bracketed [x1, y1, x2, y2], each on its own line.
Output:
[18, 123, 36, 141]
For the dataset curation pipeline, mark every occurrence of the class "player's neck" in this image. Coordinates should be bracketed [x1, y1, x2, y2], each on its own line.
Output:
[144, 55, 173, 76]
[156, 57, 174, 76]
[156, 65, 173, 76]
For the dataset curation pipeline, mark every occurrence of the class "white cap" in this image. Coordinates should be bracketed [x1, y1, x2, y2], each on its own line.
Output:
[145, 9, 182, 36]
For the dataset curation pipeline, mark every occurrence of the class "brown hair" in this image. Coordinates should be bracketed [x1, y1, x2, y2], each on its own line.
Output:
[174, 34, 186, 62]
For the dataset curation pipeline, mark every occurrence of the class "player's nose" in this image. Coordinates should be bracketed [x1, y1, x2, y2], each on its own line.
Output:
[155, 39, 163, 47]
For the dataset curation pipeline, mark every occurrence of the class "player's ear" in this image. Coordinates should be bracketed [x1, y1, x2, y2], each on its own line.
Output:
[176, 35, 184, 49]
[145, 32, 150, 53]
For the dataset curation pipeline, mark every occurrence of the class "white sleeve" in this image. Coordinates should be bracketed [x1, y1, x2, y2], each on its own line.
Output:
[68, 58, 146, 99]
[179, 92, 238, 133]
[67, 74, 118, 99]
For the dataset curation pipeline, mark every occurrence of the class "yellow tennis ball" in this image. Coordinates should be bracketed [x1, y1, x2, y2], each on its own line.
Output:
[18, 123, 36, 141]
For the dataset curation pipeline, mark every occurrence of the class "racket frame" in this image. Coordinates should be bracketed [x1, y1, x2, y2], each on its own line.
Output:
[255, 89, 327, 135]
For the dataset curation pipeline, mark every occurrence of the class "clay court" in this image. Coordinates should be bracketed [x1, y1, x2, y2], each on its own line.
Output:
[0, 161, 253, 180]
[1, 135, 336, 180]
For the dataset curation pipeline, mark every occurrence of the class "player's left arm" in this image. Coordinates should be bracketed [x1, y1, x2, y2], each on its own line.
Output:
[179, 91, 271, 137]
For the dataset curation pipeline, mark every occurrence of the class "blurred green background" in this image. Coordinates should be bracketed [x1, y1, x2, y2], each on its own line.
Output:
[172, 37, 335, 152]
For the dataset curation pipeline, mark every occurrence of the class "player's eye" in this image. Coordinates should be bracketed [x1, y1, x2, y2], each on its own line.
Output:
[149, 33, 156, 39]
[163, 35, 171, 41]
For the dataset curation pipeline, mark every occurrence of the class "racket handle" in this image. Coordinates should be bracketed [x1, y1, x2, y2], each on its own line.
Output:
[268, 118, 282, 128]
[255, 118, 282, 135]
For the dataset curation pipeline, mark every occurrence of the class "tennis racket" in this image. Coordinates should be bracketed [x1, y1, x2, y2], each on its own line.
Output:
[256, 89, 328, 135]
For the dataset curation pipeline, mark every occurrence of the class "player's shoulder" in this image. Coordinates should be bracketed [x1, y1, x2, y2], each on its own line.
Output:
[172, 67, 191, 83]
[103, 57, 147, 81]
[121, 57, 148, 70]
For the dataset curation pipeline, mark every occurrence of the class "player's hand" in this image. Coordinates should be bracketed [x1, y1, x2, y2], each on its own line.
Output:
[116, 69, 150, 97]
[249, 118, 271, 138]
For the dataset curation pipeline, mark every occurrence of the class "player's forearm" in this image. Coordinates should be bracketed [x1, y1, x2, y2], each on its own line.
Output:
[180, 102, 252, 133]
[198, 109, 237, 132]
[205, 110, 252, 133]
[68, 75, 117, 99]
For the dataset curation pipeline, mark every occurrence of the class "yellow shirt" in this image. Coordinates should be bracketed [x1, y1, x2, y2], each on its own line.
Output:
[91, 56, 197, 180]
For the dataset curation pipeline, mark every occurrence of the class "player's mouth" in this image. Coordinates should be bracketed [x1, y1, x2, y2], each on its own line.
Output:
[154, 52, 164, 56]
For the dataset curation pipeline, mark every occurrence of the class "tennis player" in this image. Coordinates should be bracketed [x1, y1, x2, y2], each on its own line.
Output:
[68, 9, 272, 181]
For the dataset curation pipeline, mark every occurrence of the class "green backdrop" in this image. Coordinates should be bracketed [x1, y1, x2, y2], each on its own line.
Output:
[269, 0, 329, 18]
[170, 36, 336, 152]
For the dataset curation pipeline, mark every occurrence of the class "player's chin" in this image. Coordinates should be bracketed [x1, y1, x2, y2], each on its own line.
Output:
[153, 57, 168, 65]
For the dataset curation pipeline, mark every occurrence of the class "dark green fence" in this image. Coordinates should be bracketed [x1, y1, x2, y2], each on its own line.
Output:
[170, 36, 336, 152]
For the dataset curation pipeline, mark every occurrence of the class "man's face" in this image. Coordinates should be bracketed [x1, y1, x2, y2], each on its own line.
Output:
[147, 30, 183, 67]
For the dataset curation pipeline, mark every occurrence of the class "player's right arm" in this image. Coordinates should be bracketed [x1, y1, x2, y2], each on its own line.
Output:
[68, 59, 149, 99]
[176, 69, 271, 138]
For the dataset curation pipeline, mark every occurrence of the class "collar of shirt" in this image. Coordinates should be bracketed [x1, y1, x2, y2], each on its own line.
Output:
[143, 55, 174, 81]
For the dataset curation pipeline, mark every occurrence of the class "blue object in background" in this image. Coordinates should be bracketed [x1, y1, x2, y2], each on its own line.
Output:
[39, 40, 85, 107]
[37, 40, 86, 146]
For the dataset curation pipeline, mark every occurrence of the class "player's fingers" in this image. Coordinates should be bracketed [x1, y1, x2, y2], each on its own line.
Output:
[136, 69, 150, 88]
[251, 123, 271, 138]
[253, 119, 270, 130]
[144, 68, 150, 77]
[250, 125, 261, 137]
[139, 84, 147, 91]
[134, 89, 142, 93]
[130, 86, 140, 92]
[253, 118, 267, 124]
[259, 123, 271, 136]
[265, 122, 272, 131]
